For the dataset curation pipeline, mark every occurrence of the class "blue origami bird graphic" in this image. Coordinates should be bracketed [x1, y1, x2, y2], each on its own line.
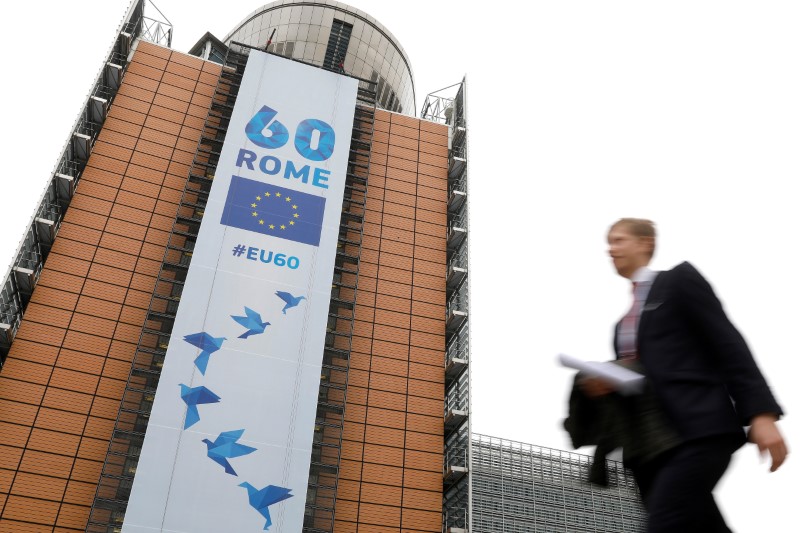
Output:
[239, 482, 293, 530]
[179, 384, 221, 429]
[231, 307, 270, 339]
[275, 291, 306, 314]
[183, 332, 226, 375]
[202, 429, 257, 476]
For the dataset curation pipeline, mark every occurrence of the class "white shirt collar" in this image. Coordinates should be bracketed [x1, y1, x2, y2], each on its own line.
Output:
[632, 266, 657, 285]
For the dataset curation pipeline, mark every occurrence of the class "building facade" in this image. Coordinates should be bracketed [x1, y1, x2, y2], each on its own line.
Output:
[0, 1, 643, 532]
[420, 81, 472, 533]
[0, 0, 453, 531]
[471, 434, 645, 533]
[220, 1, 415, 115]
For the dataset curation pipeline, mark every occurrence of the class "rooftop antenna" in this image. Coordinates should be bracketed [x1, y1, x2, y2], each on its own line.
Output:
[264, 29, 276, 52]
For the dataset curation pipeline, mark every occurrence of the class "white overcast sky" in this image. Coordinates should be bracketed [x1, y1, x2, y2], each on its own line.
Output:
[1, 1, 797, 530]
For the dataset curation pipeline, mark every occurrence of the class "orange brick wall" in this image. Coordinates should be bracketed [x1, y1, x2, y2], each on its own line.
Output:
[333, 110, 449, 533]
[0, 45, 448, 532]
[0, 41, 220, 532]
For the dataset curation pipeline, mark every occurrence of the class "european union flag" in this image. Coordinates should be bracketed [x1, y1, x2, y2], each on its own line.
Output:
[221, 176, 326, 246]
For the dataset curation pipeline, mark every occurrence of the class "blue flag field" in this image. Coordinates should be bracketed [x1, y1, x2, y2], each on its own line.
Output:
[221, 175, 326, 246]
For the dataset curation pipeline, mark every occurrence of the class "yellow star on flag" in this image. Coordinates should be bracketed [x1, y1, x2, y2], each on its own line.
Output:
[269, 224, 275, 229]
[259, 220, 264, 225]
[280, 224, 286, 230]
[252, 211, 258, 216]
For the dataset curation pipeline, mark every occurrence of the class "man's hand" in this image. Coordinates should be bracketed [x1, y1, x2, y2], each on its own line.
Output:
[578, 376, 615, 398]
[748, 413, 789, 472]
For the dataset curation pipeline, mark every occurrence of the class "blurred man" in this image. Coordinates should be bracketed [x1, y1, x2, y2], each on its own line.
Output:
[585, 218, 787, 532]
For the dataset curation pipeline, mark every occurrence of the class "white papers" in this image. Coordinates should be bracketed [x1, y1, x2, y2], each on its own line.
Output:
[558, 353, 646, 395]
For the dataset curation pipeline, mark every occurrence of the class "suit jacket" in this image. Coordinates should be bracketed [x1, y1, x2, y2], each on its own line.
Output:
[615, 261, 783, 442]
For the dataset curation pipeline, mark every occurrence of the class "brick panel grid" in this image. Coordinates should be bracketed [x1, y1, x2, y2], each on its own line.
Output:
[0, 41, 220, 531]
[335, 111, 449, 533]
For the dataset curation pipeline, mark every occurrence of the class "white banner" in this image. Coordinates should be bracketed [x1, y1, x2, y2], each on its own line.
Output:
[123, 51, 358, 532]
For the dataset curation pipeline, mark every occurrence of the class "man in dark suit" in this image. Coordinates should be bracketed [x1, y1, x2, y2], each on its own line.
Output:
[582, 218, 788, 532]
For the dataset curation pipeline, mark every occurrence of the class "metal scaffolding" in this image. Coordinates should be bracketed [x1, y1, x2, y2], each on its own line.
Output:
[422, 78, 471, 533]
[0, 0, 172, 366]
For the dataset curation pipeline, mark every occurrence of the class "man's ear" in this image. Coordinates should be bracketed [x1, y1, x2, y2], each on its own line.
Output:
[640, 236, 655, 258]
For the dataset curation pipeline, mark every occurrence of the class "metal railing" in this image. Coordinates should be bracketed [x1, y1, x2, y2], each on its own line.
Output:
[438, 77, 471, 533]
[448, 246, 468, 272]
[449, 169, 467, 197]
[446, 329, 469, 366]
[447, 283, 468, 317]
[449, 211, 468, 231]
[0, 0, 168, 364]
[445, 373, 469, 415]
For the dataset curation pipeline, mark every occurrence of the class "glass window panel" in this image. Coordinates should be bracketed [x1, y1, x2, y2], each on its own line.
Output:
[377, 36, 389, 56]
[350, 20, 364, 40]
[303, 43, 318, 62]
[360, 25, 373, 44]
[369, 29, 381, 47]
[254, 12, 266, 33]
[313, 45, 326, 65]
[310, 7, 324, 25]
[357, 40, 369, 60]
[307, 24, 321, 43]
[299, 6, 313, 24]
[365, 45, 377, 65]
[294, 41, 307, 59]
[353, 58, 365, 77]
[320, 9, 334, 29]
[276, 25, 288, 42]
[297, 23, 310, 41]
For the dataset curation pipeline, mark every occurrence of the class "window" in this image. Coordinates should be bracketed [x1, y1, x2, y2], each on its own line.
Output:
[323, 19, 353, 71]
[267, 41, 295, 59]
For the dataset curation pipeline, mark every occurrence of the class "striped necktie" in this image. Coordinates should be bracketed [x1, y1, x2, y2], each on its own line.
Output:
[619, 282, 643, 360]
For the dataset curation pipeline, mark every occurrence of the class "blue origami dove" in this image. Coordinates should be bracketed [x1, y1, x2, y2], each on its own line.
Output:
[183, 332, 226, 375]
[239, 482, 293, 530]
[202, 429, 257, 476]
[275, 291, 306, 314]
[231, 307, 270, 339]
[179, 384, 221, 429]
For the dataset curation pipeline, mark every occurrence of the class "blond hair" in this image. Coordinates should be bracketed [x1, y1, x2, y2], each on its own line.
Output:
[610, 218, 657, 258]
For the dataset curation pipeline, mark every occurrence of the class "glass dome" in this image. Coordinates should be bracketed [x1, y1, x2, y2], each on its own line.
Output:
[224, 0, 416, 115]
